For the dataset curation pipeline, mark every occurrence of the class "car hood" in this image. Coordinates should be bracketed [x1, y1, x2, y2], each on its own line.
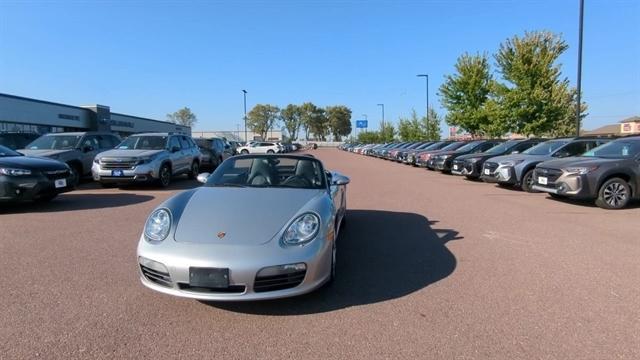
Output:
[537, 156, 620, 170]
[97, 149, 164, 159]
[18, 149, 74, 158]
[486, 154, 550, 164]
[174, 187, 325, 245]
[0, 155, 69, 171]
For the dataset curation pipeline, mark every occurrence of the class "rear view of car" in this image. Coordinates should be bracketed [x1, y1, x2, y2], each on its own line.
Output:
[532, 137, 640, 209]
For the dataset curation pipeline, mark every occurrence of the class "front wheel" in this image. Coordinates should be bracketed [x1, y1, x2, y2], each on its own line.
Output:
[521, 169, 537, 193]
[328, 235, 337, 284]
[596, 178, 631, 209]
[241, 149, 249, 154]
[158, 164, 171, 188]
[267, 149, 275, 154]
[188, 161, 199, 179]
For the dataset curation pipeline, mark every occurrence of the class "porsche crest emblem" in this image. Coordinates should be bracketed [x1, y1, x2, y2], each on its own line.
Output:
[217, 232, 226, 239]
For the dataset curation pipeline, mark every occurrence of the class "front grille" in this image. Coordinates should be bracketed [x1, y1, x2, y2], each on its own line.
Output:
[44, 169, 71, 180]
[100, 158, 138, 170]
[177, 283, 246, 294]
[535, 168, 563, 183]
[140, 265, 172, 287]
[254, 270, 306, 293]
[452, 159, 465, 170]
[484, 162, 498, 172]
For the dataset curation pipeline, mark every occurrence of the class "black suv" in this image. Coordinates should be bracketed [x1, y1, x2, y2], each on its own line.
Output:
[451, 138, 542, 179]
[195, 137, 233, 170]
[431, 140, 503, 173]
[532, 136, 640, 209]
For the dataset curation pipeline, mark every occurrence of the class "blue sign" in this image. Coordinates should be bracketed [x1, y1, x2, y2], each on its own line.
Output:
[356, 120, 368, 128]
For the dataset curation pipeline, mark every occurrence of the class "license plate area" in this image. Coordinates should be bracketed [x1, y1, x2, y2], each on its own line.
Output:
[189, 267, 229, 288]
[538, 176, 548, 185]
[484, 168, 490, 175]
[111, 170, 124, 177]
[54, 179, 67, 188]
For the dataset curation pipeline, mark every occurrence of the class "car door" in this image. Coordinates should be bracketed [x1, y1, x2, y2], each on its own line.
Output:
[79, 135, 101, 175]
[178, 136, 193, 172]
[168, 136, 185, 173]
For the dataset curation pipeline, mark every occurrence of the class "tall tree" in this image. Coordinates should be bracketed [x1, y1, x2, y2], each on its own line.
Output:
[326, 105, 353, 141]
[398, 110, 424, 141]
[166, 107, 197, 127]
[247, 104, 280, 140]
[439, 53, 494, 137]
[422, 107, 442, 141]
[494, 31, 587, 136]
[280, 104, 303, 141]
[379, 122, 396, 142]
[357, 131, 380, 144]
[300, 102, 328, 140]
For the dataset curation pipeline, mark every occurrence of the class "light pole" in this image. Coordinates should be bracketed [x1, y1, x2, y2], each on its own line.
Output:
[575, 0, 584, 137]
[242, 90, 248, 143]
[377, 103, 385, 128]
[416, 74, 429, 120]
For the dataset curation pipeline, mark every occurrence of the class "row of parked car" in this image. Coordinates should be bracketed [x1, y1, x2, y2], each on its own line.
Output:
[0, 131, 300, 204]
[340, 136, 640, 209]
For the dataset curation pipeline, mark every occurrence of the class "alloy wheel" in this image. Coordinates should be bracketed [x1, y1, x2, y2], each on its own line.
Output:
[603, 182, 628, 207]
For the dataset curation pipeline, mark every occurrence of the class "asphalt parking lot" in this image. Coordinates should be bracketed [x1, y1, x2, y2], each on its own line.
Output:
[1, 148, 638, 359]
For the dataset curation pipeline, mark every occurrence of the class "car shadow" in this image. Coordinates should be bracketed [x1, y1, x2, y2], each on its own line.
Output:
[544, 194, 640, 209]
[205, 209, 462, 315]
[0, 193, 154, 214]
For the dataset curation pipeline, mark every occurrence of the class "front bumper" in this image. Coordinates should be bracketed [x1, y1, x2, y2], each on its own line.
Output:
[137, 235, 332, 301]
[0, 172, 74, 202]
[92, 163, 159, 184]
[480, 163, 517, 184]
[532, 170, 593, 198]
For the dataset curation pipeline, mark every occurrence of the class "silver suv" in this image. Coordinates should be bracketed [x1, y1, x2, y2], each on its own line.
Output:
[92, 133, 201, 187]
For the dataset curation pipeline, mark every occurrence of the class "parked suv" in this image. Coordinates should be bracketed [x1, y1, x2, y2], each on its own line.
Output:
[432, 140, 503, 173]
[237, 142, 280, 154]
[0, 132, 40, 150]
[532, 136, 640, 209]
[92, 133, 201, 187]
[480, 137, 610, 192]
[195, 137, 233, 170]
[20, 131, 121, 185]
[451, 138, 542, 179]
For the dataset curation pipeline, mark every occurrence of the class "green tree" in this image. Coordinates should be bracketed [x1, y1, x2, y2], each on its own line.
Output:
[326, 105, 353, 141]
[247, 104, 280, 140]
[379, 122, 396, 142]
[166, 107, 197, 127]
[398, 109, 424, 141]
[422, 107, 442, 141]
[439, 53, 494, 137]
[300, 102, 328, 140]
[494, 31, 587, 136]
[357, 131, 380, 144]
[280, 104, 303, 141]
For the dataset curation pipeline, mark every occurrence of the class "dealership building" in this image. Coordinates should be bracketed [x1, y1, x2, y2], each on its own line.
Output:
[0, 93, 190, 137]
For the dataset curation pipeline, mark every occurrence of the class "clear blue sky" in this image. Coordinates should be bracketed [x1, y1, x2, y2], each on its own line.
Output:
[1, 0, 639, 135]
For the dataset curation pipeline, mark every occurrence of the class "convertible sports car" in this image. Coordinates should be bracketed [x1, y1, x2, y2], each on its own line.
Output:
[137, 154, 349, 301]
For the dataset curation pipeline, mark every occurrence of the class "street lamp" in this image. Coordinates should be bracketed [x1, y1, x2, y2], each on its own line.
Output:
[242, 90, 248, 143]
[377, 104, 385, 129]
[575, 0, 584, 137]
[416, 74, 429, 120]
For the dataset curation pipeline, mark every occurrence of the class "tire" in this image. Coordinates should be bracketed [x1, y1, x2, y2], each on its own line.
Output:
[521, 169, 537, 193]
[188, 161, 199, 179]
[267, 149, 275, 154]
[158, 164, 171, 188]
[328, 233, 337, 284]
[595, 178, 631, 209]
[68, 163, 82, 187]
[241, 149, 249, 154]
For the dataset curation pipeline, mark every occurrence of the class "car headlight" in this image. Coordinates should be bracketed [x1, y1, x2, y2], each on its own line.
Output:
[137, 155, 157, 165]
[499, 160, 524, 167]
[0, 168, 32, 176]
[282, 213, 320, 246]
[144, 208, 172, 242]
[93, 158, 100, 164]
[563, 166, 598, 175]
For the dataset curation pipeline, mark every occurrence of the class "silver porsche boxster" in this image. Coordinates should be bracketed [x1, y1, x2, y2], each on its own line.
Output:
[137, 154, 349, 301]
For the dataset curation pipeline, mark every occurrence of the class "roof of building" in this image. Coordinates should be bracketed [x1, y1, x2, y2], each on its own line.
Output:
[620, 116, 640, 123]
[581, 124, 621, 136]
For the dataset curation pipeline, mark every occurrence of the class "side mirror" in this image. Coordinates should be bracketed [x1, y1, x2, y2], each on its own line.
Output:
[196, 172, 210, 184]
[332, 174, 350, 186]
[83, 145, 94, 153]
[171, 146, 181, 153]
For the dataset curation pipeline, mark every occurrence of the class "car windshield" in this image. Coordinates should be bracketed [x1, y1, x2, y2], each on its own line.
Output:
[455, 141, 483, 152]
[206, 156, 326, 189]
[485, 140, 519, 155]
[117, 136, 167, 150]
[583, 140, 640, 158]
[27, 135, 81, 150]
[0, 144, 20, 157]
[441, 142, 466, 151]
[523, 140, 569, 155]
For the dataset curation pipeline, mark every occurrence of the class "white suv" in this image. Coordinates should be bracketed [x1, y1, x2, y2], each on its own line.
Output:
[237, 141, 280, 154]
